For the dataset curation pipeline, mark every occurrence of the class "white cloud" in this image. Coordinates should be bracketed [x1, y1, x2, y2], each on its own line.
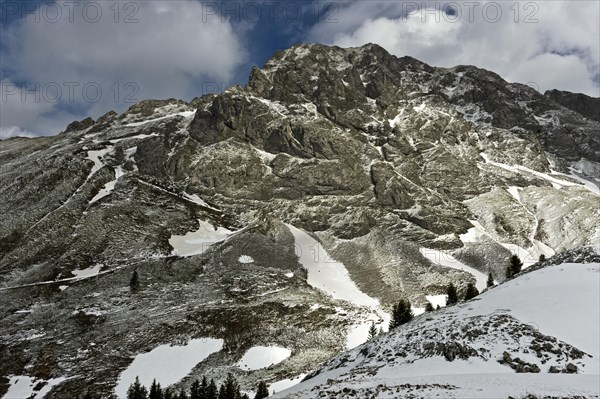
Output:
[0, 126, 37, 140]
[1, 1, 247, 135]
[308, 1, 600, 97]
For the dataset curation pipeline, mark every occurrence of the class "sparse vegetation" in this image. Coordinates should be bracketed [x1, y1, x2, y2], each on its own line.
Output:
[446, 283, 459, 306]
[367, 322, 379, 340]
[389, 299, 414, 329]
[506, 255, 524, 279]
[464, 282, 479, 301]
[487, 272, 494, 288]
[126, 373, 250, 399]
[129, 270, 140, 292]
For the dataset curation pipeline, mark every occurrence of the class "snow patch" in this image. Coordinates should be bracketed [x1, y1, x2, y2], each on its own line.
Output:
[114, 338, 223, 398]
[237, 346, 291, 371]
[420, 248, 488, 291]
[2, 376, 66, 399]
[238, 255, 254, 264]
[169, 220, 232, 257]
[71, 264, 103, 279]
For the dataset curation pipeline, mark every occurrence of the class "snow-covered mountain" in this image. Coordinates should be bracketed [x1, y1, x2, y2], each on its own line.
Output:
[273, 259, 600, 398]
[0, 43, 599, 398]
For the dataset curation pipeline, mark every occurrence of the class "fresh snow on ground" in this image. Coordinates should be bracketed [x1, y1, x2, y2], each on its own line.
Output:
[425, 294, 447, 308]
[236, 346, 291, 371]
[71, 264, 103, 279]
[420, 248, 488, 291]
[2, 375, 66, 399]
[169, 220, 232, 257]
[238, 255, 254, 264]
[286, 224, 380, 308]
[123, 111, 196, 127]
[89, 166, 124, 204]
[274, 262, 600, 398]
[459, 220, 545, 268]
[269, 374, 307, 396]
[114, 338, 223, 398]
[285, 224, 390, 348]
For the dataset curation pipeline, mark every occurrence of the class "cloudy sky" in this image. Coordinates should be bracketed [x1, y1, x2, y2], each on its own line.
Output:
[1, 0, 599, 138]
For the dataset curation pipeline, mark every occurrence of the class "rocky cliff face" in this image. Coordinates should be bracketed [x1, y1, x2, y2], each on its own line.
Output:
[0, 43, 599, 398]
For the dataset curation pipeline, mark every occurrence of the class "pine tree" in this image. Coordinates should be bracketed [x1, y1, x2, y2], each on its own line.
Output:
[539, 254, 546, 262]
[463, 282, 479, 301]
[436, 304, 441, 310]
[486, 272, 494, 288]
[367, 322, 378, 340]
[130, 270, 140, 292]
[127, 377, 148, 399]
[163, 389, 174, 399]
[510, 255, 523, 276]
[149, 379, 163, 399]
[190, 379, 201, 399]
[446, 283, 458, 306]
[425, 302, 434, 312]
[178, 387, 189, 399]
[207, 379, 218, 399]
[505, 264, 513, 279]
[389, 299, 414, 329]
[220, 373, 238, 399]
[254, 381, 269, 399]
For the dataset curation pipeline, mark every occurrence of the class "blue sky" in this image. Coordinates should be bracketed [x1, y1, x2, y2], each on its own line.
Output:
[1, 0, 599, 138]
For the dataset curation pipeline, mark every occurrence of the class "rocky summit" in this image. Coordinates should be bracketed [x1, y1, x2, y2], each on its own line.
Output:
[0, 43, 599, 399]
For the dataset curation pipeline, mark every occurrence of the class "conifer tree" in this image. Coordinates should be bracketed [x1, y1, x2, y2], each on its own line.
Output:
[190, 379, 201, 399]
[425, 302, 434, 312]
[505, 264, 513, 279]
[446, 283, 459, 305]
[486, 272, 494, 288]
[389, 299, 414, 329]
[163, 389, 174, 399]
[367, 322, 378, 340]
[130, 270, 140, 292]
[207, 379, 218, 399]
[510, 255, 523, 276]
[463, 282, 479, 301]
[254, 381, 269, 399]
[149, 379, 163, 399]
[127, 377, 148, 399]
[178, 387, 189, 399]
[221, 373, 238, 399]
[539, 254, 546, 262]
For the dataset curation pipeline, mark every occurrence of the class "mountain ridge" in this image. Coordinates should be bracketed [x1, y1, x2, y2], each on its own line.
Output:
[0, 42, 599, 398]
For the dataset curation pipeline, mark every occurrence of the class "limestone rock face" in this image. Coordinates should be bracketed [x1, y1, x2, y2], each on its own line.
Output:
[0, 43, 599, 397]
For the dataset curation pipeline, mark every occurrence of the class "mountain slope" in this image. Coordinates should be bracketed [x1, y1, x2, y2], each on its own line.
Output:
[274, 260, 600, 398]
[1, 43, 599, 398]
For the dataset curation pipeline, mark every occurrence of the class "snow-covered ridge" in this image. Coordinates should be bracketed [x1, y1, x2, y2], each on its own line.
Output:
[275, 262, 600, 398]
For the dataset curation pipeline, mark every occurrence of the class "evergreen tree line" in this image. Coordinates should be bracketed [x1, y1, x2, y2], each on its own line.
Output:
[127, 374, 269, 399]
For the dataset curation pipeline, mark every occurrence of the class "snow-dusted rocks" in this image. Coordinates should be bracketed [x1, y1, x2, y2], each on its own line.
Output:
[274, 262, 600, 398]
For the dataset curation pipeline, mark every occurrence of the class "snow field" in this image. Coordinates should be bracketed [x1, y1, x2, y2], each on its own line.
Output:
[114, 338, 224, 398]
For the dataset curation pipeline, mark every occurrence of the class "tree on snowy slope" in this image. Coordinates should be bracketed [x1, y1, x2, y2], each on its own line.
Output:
[254, 381, 269, 399]
[446, 283, 459, 305]
[464, 282, 479, 300]
[425, 302, 434, 312]
[149, 379, 163, 399]
[367, 322, 379, 340]
[487, 272, 494, 288]
[506, 255, 524, 278]
[127, 377, 148, 399]
[389, 299, 414, 329]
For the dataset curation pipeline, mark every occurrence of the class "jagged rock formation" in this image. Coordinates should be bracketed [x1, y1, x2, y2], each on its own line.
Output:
[0, 43, 599, 398]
